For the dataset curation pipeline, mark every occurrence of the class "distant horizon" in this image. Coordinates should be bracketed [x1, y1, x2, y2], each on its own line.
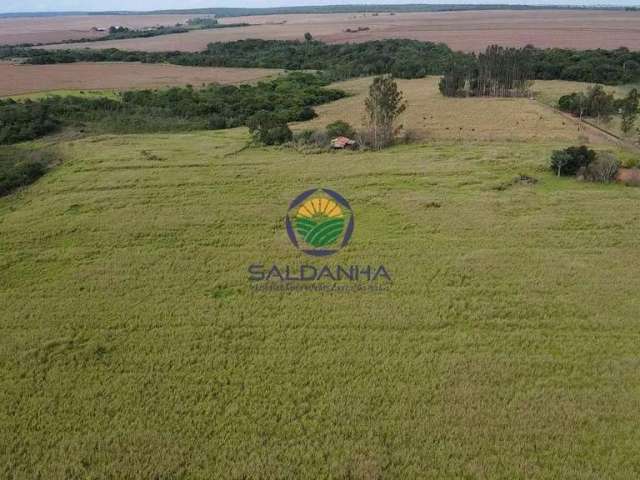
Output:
[2, 1, 640, 15]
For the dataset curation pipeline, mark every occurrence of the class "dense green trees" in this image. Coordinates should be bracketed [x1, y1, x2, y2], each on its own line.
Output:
[0, 147, 55, 196]
[559, 85, 616, 121]
[0, 73, 344, 144]
[247, 112, 293, 145]
[439, 45, 640, 91]
[5, 40, 640, 85]
[438, 62, 469, 97]
[0, 40, 460, 81]
[440, 45, 534, 97]
[0, 100, 60, 144]
[550, 145, 597, 176]
[201, 39, 457, 80]
[558, 85, 640, 132]
[550, 146, 620, 182]
[530, 47, 640, 84]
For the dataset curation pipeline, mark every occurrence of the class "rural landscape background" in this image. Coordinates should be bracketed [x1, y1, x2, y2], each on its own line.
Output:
[1, 2, 640, 478]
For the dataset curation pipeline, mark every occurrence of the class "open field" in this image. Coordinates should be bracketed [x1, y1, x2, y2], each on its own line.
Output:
[532, 81, 640, 141]
[292, 76, 615, 145]
[0, 63, 281, 97]
[0, 14, 202, 45]
[1, 128, 640, 477]
[41, 10, 640, 53]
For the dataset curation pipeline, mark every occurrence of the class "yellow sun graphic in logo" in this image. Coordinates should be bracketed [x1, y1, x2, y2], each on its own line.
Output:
[296, 198, 343, 219]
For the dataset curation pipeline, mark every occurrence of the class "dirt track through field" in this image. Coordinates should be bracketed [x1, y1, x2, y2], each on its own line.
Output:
[38, 10, 640, 52]
[0, 63, 281, 96]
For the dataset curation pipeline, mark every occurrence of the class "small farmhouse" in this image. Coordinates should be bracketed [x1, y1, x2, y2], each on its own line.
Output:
[330, 136, 357, 149]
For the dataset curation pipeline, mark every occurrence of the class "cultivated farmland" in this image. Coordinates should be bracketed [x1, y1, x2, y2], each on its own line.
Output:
[1, 128, 639, 478]
[0, 14, 199, 45]
[40, 10, 640, 52]
[0, 63, 281, 97]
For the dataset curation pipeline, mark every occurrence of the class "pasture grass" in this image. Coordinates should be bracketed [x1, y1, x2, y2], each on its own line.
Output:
[292, 77, 605, 144]
[1, 128, 640, 478]
[532, 80, 640, 140]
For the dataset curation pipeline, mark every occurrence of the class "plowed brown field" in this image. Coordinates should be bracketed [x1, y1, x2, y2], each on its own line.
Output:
[39, 10, 640, 53]
[0, 63, 281, 96]
[0, 14, 198, 45]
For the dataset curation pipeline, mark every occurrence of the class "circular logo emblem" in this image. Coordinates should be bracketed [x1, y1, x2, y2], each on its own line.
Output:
[285, 188, 354, 256]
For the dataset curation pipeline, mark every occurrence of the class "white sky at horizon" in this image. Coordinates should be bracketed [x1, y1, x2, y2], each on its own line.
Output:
[1, 1, 639, 14]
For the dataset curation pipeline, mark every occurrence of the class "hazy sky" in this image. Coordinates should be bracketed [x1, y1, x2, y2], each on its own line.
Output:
[1, 0, 637, 14]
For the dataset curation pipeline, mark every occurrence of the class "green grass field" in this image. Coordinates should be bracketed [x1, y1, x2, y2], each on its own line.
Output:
[1, 127, 640, 478]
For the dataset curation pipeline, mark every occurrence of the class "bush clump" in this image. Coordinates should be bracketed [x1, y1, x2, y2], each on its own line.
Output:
[0, 148, 56, 196]
[296, 106, 317, 121]
[326, 120, 355, 139]
[580, 152, 620, 183]
[550, 145, 596, 177]
[247, 111, 293, 145]
[291, 129, 331, 151]
[0, 100, 60, 145]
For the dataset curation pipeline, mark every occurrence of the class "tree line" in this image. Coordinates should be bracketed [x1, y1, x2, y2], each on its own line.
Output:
[0, 39, 457, 81]
[0, 73, 344, 145]
[3, 39, 640, 84]
[559, 85, 639, 133]
[439, 45, 534, 97]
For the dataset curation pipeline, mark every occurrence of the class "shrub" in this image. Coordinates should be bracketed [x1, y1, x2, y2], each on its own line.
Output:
[293, 129, 315, 145]
[247, 111, 292, 145]
[310, 130, 329, 147]
[620, 156, 639, 169]
[558, 92, 586, 116]
[0, 100, 60, 145]
[326, 120, 355, 139]
[581, 152, 620, 183]
[296, 106, 317, 121]
[354, 129, 374, 149]
[0, 148, 56, 196]
[261, 125, 293, 145]
[293, 129, 330, 148]
[549, 151, 572, 177]
[549, 145, 596, 176]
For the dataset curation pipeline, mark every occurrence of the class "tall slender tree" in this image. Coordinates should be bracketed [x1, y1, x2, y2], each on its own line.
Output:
[621, 88, 639, 135]
[364, 76, 407, 150]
